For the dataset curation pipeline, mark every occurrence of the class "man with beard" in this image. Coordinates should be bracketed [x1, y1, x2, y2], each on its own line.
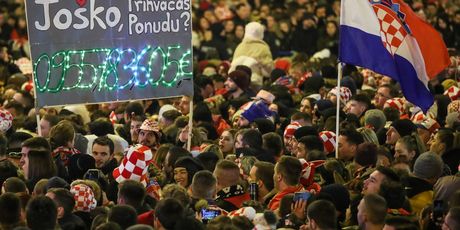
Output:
[137, 119, 162, 153]
[91, 136, 117, 175]
[224, 70, 251, 100]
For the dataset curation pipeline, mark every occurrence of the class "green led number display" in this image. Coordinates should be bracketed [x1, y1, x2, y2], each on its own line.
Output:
[33, 45, 192, 93]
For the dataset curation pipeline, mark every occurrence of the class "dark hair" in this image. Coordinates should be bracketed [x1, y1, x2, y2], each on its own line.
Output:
[196, 152, 219, 172]
[166, 147, 191, 169]
[26, 195, 57, 230]
[155, 198, 184, 230]
[2, 177, 27, 193]
[376, 166, 400, 183]
[4, 101, 24, 116]
[194, 76, 214, 89]
[47, 188, 75, 215]
[27, 150, 57, 183]
[22, 137, 50, 151]
[307, 200, 337, 229]
[254, 161, 275, 191]
[383, 107, 400, 122]
[307, 150, 327, 161]
[262, 132, 283, 157]
[0, 160, 18, 189]
[191, 170, 216, 200]
[0, 134, 7, 157]
[42, 114, 59, 128]
[118, 180, 146, 207]
[276, 156, 302, 186]
[379, 180, 406, 209]
[298, 135, 324, 152]
[193, 102, 213, 123]
[108, 205, 138, 230]
[88, 118, 115, 136]
[125, 102, 144, 118]
[93, 136, 115, 155]
[162, 110, 182, 122]
[380, 84, 399, 98]
[242, 129, 263, 149]
[351, 94, 371, 109]
[0, 192, 21, 226]
[339, 129, 364, 146]
[291, 112, 312, 123]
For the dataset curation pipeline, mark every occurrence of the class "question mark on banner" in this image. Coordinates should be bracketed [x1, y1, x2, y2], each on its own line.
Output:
[180, 12, 190, 31]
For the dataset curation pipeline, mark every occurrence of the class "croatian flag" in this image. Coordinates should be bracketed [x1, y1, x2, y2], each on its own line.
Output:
[339, 0, 450, 112]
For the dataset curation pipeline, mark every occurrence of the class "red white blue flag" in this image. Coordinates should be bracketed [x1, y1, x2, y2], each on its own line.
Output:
[339, 0, 450, 112]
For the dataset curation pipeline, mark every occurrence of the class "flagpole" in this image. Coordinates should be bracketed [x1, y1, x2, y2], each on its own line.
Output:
[187, 98, 193, 152]
[335, 63, 343, 159]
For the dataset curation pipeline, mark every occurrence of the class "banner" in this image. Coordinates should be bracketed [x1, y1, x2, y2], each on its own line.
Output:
[25, 0, 193, 107]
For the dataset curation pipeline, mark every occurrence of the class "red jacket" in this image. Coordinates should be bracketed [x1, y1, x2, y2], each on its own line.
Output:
[268, 184, 304, 211]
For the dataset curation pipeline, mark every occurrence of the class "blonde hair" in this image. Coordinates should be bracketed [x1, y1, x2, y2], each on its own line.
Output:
[357, 127, 379, 145]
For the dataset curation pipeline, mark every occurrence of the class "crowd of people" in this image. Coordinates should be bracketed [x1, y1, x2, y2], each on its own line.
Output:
[0, 0, 460, 229]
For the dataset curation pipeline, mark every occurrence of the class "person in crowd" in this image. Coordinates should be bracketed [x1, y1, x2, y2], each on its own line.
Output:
[26, 195, 58, 230]
[173, 156, 204, 188]
[305, 200, 337, 230]
[247, 161, 276, 205]
[0, 192, 24, 229]
[45, 188, 86, 230]
[357, 194, 387, 230]
[20, 137, 57, 191]
[91, 136, 118, 175]
[1, 2, 459, 230]
[137, 118, 162, 152]
[117, 180, 151, 217]
[214, 160, 250, 212]
[39, 114, 59, 138]
[268, 156, 303, 211]
[338, 129, 364, 163]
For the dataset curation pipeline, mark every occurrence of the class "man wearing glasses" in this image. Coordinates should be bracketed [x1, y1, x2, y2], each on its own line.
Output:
[374, 84, 399, 109]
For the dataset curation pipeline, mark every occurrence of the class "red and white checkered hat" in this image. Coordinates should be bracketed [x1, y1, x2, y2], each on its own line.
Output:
[444, 86, 460, 101]
[384, 97, 405, 114]
[416, 117, 440, 134]
[113, 145, 153, 186]
[319, 131, 336, 153]
[284, 122, 301, 140]
[228, 206, 256, 220]
[70, 184, 97, 212]
[139, 119, 162, 138]
[328, 86, 352, 105]
[0, 109, 13, 133]
[299, 159, 325, 187]
[448, 100, 460, 114]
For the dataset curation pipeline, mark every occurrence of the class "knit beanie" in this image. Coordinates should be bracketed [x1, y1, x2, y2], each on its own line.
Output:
[364, 109, 387, 131]
[413, 152, 443, 180]
[228, 70, 250, 91]
[294, 126, 318, 140]
[391, 119, 417, 137]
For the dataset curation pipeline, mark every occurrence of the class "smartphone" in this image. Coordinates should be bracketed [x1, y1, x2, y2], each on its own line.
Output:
[201, 208, 221, 223]
[293, 191, 311, 202]
[85, 169, 100, 181]
[433, 200, 444, 224]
